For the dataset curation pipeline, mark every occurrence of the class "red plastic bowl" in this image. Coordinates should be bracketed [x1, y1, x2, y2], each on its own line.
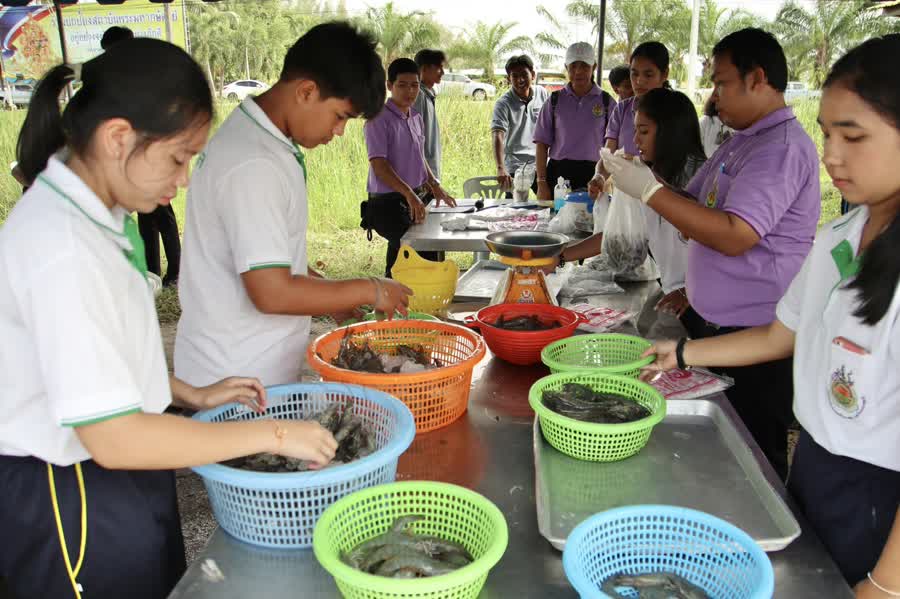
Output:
[465, 303, 586, 365]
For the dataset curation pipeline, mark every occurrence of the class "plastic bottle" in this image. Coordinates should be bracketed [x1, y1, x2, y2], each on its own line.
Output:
[552, 176, 567, 210]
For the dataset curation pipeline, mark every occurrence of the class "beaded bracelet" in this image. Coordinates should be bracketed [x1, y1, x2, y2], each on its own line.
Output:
[869, 572, 900, 597]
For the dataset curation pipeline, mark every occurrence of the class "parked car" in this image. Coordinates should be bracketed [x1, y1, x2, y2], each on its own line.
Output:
[435, 73, 496, 100]
[222, 79, 268, 101]
[784, 81, 821, 102]
[0, 82, 33, 108]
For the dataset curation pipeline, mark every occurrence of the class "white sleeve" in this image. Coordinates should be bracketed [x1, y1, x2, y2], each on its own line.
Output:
[775, 248, 815, 331]
[25, 253, 144, 427]
[218, 159, 293, 273]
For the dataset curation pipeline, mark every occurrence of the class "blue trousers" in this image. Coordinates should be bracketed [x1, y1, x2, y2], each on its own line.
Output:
[0, 456, 185, 599]
[788, 430, 900, 585]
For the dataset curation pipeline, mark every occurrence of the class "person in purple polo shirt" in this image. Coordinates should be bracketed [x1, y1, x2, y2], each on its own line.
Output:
[361, 58, 455, 277]
[589, 41, 671, 197]
[534, 42, 615, 202]
[603, 28, 820, 479]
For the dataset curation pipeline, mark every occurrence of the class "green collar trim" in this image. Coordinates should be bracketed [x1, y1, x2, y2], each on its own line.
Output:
[238, 103, 307, 180]
[38, 174, 147, 279]
[830, 239, 863, 281]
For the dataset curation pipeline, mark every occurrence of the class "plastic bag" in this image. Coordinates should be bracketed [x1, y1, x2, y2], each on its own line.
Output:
[573, 203, 594, 233]
[548, 201, 581, 234]
[567, 303, 635, 333]
[593, 193, 610, 234]
[649, 368, 734, 400]
[601, 187, 648, 273]
[513, 164, 535, 202]
[558, 264, 624, 297]
[586, 254, 659, 282]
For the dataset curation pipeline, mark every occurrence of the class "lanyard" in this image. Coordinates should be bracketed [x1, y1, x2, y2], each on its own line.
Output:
[238, 104, 308, 181]
[37, 174, 148, 279]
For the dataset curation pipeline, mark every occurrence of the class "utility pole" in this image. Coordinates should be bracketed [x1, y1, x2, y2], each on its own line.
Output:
[596, 0, 606, 81]
[687, 0, 701, 101]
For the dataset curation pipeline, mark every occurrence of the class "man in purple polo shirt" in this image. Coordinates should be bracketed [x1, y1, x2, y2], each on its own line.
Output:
[534, 42, 615, 202]
[361, 58, 454, 277]
[603, 28, 820, 479]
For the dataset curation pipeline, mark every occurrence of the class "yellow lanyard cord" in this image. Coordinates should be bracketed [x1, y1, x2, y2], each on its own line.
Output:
[46, 463, 87, 599]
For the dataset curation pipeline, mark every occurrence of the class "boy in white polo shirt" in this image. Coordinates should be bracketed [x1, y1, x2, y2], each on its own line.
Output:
[176, 23, 412, 387]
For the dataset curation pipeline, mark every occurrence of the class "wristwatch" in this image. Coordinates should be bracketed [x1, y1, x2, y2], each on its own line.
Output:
[675, 337, 691, 370]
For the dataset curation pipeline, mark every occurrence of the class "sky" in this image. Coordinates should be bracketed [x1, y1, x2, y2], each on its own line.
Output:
[341, 0, 813, 44]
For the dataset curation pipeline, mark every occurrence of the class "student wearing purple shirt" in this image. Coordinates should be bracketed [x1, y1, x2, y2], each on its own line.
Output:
[361, 58, 455, 277]
[533, 42, 615, 202]
[603, 28, 821, 479]
[590, 42, 670, 198]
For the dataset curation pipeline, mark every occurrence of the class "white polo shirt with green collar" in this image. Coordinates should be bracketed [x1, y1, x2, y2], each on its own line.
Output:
[0, 156, 170, 465]
[175, 97, 310, 387]
[776, 205, 900, 471]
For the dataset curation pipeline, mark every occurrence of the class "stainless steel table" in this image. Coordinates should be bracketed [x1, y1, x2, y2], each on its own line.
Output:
[169, 282, 853, 599]
[400, 211, 495, 253]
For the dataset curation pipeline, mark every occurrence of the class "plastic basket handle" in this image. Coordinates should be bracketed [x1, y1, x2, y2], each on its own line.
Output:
[463, 314, 480, 328]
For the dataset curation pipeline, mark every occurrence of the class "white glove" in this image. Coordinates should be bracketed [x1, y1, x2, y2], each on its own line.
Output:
[600, 147, 663, 204]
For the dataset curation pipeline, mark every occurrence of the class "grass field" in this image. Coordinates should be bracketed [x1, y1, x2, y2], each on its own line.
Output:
[0, 95, 839, 323]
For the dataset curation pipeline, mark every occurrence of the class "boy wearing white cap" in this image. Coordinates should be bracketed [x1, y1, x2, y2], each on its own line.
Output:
[533, 42, 615, 202]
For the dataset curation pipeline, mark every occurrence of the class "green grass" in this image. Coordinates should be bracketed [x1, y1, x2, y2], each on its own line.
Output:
[0, 95, 838, 324]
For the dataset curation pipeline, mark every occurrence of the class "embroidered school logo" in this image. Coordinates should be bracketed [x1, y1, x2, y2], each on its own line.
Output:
[592, 103, 604, 117]
[829, 365, 865, 418]
[705, 189, 717, 208]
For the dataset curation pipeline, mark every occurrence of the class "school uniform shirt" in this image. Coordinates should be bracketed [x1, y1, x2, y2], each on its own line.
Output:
[643, 155, 705, 294]
[0, 156, 171, 466]
[605, 95, 638, 155]
[490, 85, 549, 174]
[684, 106, 820, 327]
[699, 114, 733, 159]
[175, 97, 310, 387]
[777, 206, 900, 471]
[413, 85, 441, 178]
[364, 99, 428, 193]
[533, 83, 615, 162]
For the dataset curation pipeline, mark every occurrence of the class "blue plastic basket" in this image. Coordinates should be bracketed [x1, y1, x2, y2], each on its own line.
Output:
[563, 505, 774, 599]
[191, 382, 416, 549]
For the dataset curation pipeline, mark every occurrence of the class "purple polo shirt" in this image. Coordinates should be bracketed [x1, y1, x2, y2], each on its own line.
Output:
[605, 95, 638, 155]
[533, 84, 615, 161]
[684, 107, 820, 327]
[364, 99, 428, 194]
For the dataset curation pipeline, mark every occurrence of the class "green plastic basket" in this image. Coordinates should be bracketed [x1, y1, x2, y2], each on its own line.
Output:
[312, 481, 508, 598]
[540, 333, 654, 376]
[529, 372, 666, 462]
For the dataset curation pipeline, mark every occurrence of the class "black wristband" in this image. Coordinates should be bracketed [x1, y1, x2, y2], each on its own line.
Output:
[558, 251, 566, 267]
[675, 337, 690, 370]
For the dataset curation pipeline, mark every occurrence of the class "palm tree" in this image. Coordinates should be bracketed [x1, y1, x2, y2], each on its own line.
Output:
[775, 0, 899, 87]
[453, 21, 533, 80]
[534, 5, 568, 69]
[357, 2, 441, 64]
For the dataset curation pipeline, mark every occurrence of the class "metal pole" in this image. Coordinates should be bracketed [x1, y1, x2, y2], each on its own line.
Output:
[52, 0, 71, 100]
[596, 0, 606, 81]
[0, 51, 12, 109]
[687, 0, 701, 101]
[164, 2, 173, 43]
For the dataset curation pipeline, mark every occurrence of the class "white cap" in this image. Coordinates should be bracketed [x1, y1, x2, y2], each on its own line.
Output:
[565, 42, 596, 67]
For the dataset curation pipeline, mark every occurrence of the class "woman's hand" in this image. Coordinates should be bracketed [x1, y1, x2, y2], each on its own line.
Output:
[432, 184, 457, 207]
[271, 420, 338, 469]
[192, 377, 267, 413]
[587, 174, 605, 199]
[655, 288, 690, 317]
[638, 340, 679, 382]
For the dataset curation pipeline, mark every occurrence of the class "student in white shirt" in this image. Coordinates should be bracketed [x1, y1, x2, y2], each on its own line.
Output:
[0, 39, 338, 599]
[175, 23, 411, 388]
[641, 36, 900, 595]
[698, 93, 733, 158]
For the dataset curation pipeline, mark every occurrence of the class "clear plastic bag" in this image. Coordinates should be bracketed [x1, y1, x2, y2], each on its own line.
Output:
[593, 193, 610, 234]
[548, 201, 581, 234]
[601, 187, 648, 273]
[558, 264, 625, 297]
[513, 164, 535, 202]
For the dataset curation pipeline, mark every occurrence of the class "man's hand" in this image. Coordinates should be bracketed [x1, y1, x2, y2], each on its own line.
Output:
[497, 166, 512, 191]
[655, 288, 690, 318]
[432, 184, 456, 207]
[601, 148, 662, 203]
[536, 180, 551, 202]
[405, 193, 427, 223]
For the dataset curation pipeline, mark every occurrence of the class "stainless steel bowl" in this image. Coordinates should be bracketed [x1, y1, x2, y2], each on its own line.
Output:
[484, 231, 569, 260]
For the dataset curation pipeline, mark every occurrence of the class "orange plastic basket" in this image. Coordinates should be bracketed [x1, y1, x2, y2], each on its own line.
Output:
[307, 320, 486, 433]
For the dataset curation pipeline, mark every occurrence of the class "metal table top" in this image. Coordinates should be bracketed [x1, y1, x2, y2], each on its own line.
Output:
[168, 282, 852, 599]
[400, 211, 495, 253]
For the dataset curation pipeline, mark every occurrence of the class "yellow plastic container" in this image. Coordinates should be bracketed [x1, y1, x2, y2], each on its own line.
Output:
[391, 245, 459, 315]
